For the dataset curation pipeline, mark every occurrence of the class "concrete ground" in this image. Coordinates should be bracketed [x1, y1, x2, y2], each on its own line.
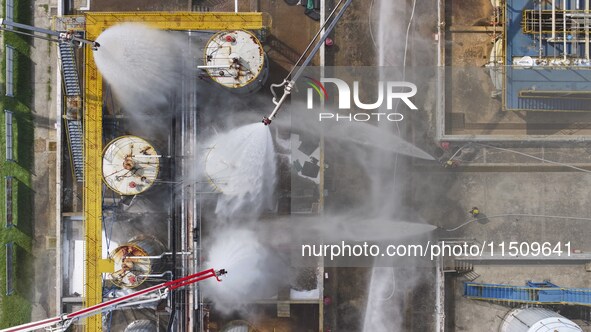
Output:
[416, 170, 591, 250]
[30, 0, 59, 321]
[413, 167, 591, 331]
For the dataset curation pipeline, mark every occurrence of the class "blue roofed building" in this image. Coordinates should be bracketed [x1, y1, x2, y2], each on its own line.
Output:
[503, 0, 591, 111]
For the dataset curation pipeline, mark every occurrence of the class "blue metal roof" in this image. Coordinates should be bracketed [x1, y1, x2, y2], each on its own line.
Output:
[505, 0, 591, 111]
[465, 281, 591, 305]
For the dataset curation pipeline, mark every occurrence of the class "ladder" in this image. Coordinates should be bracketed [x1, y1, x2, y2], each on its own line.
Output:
[58, 41, 81, 97]
[59, 40, 84, 182]
[66, 120, 84, 181]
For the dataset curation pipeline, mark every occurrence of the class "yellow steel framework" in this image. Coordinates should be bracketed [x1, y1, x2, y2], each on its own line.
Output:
[83, 11, 264, 331]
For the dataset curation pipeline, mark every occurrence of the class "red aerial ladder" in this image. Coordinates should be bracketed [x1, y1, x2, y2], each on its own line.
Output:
[0, 268, 226, 332]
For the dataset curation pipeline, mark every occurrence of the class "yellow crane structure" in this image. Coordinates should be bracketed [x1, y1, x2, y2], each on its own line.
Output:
[82, 11, 265, 331]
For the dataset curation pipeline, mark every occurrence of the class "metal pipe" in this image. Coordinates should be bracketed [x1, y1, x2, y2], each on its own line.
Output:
[265, 85, 292, 123]
[168, 90, 181, 332]
[285, 0, 346, 79]
[188, 189, 195, 332]
[0, 18, 58, 36]
[435, 0, 446, 141]
[564, 12, 591, 17]
[318, 2, 326, 330]
[437, 0, 442, 67]
[446, 213, 591, 232]
[532, 37, 591, 42]
[263, 0, 353, 124]
[435, 253, 445, 332]
[564, 0, 567, 60]
[292, 0, 352, 83]
[112, 293, 167, 309]
[197, 189, 203, 332]
[126, 251, 191, 260]
[187, 42, 198, 332]
[572, 19, 578, 56]
[4, 269, 221, 332]
[139, 271, 173, 278]
[436, 134, 591, 142]
[197, 65, 231, 69]
[586, 0, 589, 59]
[167, 113, 176, 332]
[179, 52, 188, 332]
[320, 0, 326, 71]
[0, 18, 99, 48]
[132, 155, 162, 158]
[539, 0, 543, 58]
[235, 0, 238, 13]
[54, 1, 64, 318]
[552, 0, 556, 40]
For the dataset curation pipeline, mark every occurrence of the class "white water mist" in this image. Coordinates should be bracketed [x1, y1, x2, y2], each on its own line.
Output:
[324, 121, 433, 161]
[203, 123, 276, 221]
[376, 0, 407, 66]
[363, 1, 422, 331]
[364, 267, 405, 330]
[294, 217, 436, 243]
[202, 227, 283, 314]
[93, 23, 190, 113]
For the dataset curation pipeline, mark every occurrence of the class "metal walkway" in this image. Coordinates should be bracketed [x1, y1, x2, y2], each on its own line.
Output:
[465, 281, 591, 306]
[66, 119, 84, 181]
[58, 41, 84, 181]
[59, 41, 81, 96]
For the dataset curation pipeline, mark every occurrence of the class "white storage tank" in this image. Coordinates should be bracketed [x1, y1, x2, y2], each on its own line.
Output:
[203, 30, 268, 94]
[102, 136, 160, 196]
[108, 236, 166, 288]
[501, 308, 582, 332]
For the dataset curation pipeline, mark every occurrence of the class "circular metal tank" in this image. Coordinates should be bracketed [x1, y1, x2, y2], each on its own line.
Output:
[109, 236, 166, 288]
[203, 30, 268, 94]
[124, 320, 157, 332]
[221, 320, 257, 332]
[102, 136, 160, 196]
[500, 308, 582, 332]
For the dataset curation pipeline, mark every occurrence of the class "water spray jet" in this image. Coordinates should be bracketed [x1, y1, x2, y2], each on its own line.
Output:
[93, 23, 190, 113]
[201, 123, 276, 220]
